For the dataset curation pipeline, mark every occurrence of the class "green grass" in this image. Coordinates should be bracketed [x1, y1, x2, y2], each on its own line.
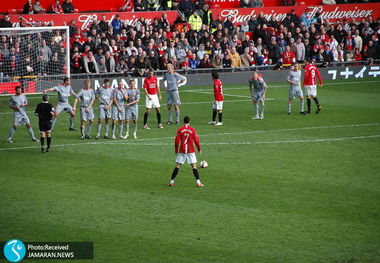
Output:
[0, 77, 380, 263]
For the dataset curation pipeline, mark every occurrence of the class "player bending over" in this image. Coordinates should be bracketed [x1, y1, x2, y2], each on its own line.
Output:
[303, 58, 323, 114]
[112, 80, 128, 139]
[208, 72, 224, 126]
[163, 64, 186, 124]
[124, 79, 140, 139]
[96, 79, 114, 139]
[73, 79, 96, 139]
[168, 116, 204, 187]
[35, 94, 54, 152]
[249, 71, 267, 120]
[143, 70, 163, 129]
[44, 77, 77, 131]
[6, 86, 38, 143]
[287, 63, 306, 115]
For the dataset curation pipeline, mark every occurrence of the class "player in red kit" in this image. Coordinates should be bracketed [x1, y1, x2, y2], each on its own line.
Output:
[143, 70, 163, 129]
[303, 58, 323, 114]
[168, 116, 204, 187]
[208, 72, 224, 126]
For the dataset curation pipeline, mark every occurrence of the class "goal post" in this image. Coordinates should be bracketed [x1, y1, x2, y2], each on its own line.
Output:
[0, 26, 70, 96]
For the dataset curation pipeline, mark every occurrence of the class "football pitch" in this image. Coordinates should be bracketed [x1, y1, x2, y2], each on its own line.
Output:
[0, 77, 379, 263]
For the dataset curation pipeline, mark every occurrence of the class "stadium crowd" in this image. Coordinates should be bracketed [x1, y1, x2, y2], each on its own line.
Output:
[0, 4, 379, 79]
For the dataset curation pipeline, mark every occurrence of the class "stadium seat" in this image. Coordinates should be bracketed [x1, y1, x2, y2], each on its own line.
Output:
[110, 8, 119, 12]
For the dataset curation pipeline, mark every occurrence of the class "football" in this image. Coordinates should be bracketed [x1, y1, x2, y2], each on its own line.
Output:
[200, 160, 208, 168]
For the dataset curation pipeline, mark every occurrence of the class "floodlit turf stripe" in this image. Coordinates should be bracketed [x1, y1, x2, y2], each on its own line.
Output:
[1, 122, 379, 151]
[1, 134, 379, 151]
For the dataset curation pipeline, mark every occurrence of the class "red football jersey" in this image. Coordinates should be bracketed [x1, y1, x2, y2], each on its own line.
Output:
[175, 124, 201, 154]
[303, 64, 323, 86]
[143, 76, 158, 95]
[281, 51, 295, 65]
[213, 79, 224, 101]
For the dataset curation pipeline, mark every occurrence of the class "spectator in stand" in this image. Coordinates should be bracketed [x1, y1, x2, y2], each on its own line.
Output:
[126, 41, 138, 57]
[23, 0, 34, 14]
[116, 58, 129, 74]
[134, 0, 147, 11]
[71, 52, 83, 73]
[147, 0, 160, 11]
[240, 0, 253, 7]
[222, 54, 232, 68]
[104, 51, 115, 73]
[83, 52, 99, 74]
[40, 40, 52, 62]
[202, 5, 213, 27]
[62, 0, 75, 13]
[252, 0, 264, 7]
[322, 44, 334, 66]
[366, 41, 377, 60]
[120, 0, 133, 12]
[241, 48, 253, 67]
[33, 0, 46, 14]
[353, 30, 363, 52]
[289, 9, 299, 26]
[0, 13, 12, 28]
[97, 56, 107, 73]
[159, 53, 170, 70]
[189, 53, 200, 69]
[333, 44, 345, 63]
[135, 55, 151, 76]
[353, 48, 361, 63]
[199, 54, 212, 68]
[223, 16, 234, 35]
[281, 46, 295, 66]
[179, 0, 194, 18]
[229, 47, 242, 68]
[301, 9, 315, 29]
[51, 0, 63, 14]
[111, 15, 123, 35]
[327, 34, 339, 51]
[36, 54, 48, 75]
[212, 54, 223, 69]
[189, 11, 202, 32]
[98, 15, 109, 33]
[148, 51, 159, 70]
[49, 52, 61, 74]
[295, 38, 305, 62]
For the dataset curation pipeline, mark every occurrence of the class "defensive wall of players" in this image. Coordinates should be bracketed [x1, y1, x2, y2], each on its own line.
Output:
[65, 64, 380, 92]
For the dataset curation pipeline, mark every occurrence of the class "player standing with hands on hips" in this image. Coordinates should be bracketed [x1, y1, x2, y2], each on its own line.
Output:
[35, 94, 54, 152]
[163, 64, 186, 124]
[303, 58, 323, 114]
[249, 71, 267, 120]
[168, 116, 204, 187]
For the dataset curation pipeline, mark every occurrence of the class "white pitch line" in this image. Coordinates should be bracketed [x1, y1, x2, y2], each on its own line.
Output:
[0, 123, 379, 151]
[1, 134, 379, 151]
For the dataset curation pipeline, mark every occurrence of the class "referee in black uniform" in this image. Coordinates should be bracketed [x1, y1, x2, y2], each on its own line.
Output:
[35, 94, 54, 153]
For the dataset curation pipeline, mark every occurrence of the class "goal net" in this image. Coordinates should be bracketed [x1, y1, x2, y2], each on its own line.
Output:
[0, 26, 70, 95]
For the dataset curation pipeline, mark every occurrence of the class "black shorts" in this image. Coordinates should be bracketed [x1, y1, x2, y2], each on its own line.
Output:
[39, 120, 52, 132]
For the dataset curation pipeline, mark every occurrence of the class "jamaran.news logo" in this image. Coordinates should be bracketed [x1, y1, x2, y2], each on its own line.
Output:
[3, 239, 26, 262]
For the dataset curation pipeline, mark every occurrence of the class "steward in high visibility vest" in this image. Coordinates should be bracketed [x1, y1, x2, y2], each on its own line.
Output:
[188, 10, 203, 32]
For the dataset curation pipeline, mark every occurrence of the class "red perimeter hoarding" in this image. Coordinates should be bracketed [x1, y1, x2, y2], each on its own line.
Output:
[6, 3, 380, 30]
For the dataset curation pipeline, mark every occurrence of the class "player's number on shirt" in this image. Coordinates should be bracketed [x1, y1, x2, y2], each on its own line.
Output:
[311, 70, 315, 78]
[184, 133, 190, 144]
